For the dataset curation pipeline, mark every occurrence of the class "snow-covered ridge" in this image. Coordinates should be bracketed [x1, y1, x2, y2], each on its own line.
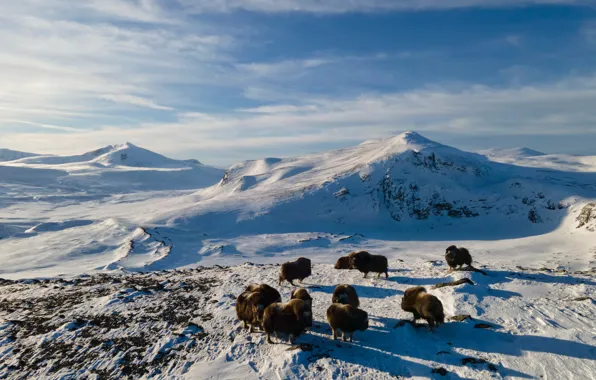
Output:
[1, 131, 595, 380]
[1, 131, 595, 278]
[0, 148, 39, 162]
[10, 142, 203, 168]
[0, 142, 224, 192]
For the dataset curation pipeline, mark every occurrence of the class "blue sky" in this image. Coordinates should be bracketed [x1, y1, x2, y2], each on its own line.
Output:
[1, 1, 596, 165]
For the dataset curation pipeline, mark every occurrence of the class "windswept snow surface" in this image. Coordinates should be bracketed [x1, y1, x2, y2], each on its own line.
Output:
[0, 262, 594, 379]
[1, 132, 596, 378]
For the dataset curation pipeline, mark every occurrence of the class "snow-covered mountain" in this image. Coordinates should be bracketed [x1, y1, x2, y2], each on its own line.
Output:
[479, 147, 546, 160]
[12, 142, 202, 168]
[0, 148, 39, 162]
[1, 131, 595, 278]
[155, 131, 593, 240]
[0, 143, 224, 191]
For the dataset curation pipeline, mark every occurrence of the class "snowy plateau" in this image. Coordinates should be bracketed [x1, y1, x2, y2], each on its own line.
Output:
[0, 131, 595, 379]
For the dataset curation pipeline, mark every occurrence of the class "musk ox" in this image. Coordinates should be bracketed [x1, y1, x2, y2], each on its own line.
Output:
[445, 245, 472, 270]
[334, 251, 360, 269]
[334, 256, 353, 270]
[262, 299, 312, 344]
[331, 284, 360, 308]
[290, 288, 313, 307]
[350, 251, 389, 278]
[236, 284, 281, 332]
[401, 286, 445, 331]
[245, 283, 282, 304]
[326, 303, 369, 342]
[279, 257, 312, 286]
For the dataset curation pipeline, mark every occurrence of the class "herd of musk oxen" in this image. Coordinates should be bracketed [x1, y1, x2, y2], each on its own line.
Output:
[236, 245, 474, 344]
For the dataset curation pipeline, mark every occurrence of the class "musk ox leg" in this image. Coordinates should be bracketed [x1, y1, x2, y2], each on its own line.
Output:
[249, 324, 255, 333]
[427, 319, 435, 332]
[332, 328, 338, 340]
[289, 334, 295, 344]
[412, 311, 421, 323]
[377, 272, 381, 278]
[349, 332, 354, 342]
[242, 321, 247, 329]
[289, 280, 296, 286]
[363, 272, 368, 278]
[342, 331, 347, 342]
[385, 271, 389, 278]
[266, 333, 274, 344]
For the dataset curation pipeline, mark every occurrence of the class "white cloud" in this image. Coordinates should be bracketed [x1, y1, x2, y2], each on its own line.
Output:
[0, 119, 85, 132]
[100, 94, 174, 111]
[85, 0, 174, 23]
[0, 1, 236, 129]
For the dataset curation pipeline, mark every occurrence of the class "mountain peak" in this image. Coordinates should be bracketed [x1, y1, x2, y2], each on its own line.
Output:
[380, 131, 442, 154]
[393, 131, 437, 146]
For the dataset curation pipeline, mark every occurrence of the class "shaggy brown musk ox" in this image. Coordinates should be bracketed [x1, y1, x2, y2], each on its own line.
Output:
[262, 299, 312, 344]
[279, 257, 312, 286]
[401, 286, 445, 331]
[331, 284, 360, 308]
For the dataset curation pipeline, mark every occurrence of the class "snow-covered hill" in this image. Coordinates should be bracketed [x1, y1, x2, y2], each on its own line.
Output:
[0, 148, 39, 162]
[479, 147, 546, 161]
[0, 143, 224, 192]
[12, 143, 203, 168]
[1, 131, 595, 277]
[0, 261, 594, 379]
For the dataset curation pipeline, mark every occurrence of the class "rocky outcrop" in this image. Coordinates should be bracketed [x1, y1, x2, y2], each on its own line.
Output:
[577, 203, 596, 231]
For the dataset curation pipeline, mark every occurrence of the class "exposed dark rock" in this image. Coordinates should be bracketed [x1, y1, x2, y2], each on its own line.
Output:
[528, 208, 542, 223]
[431, 367, 448, 376]
[577, 203, 596, 231]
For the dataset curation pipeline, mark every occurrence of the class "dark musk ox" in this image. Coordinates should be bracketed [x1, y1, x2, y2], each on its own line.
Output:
[334, 256, 353, 270]
[350, 251, 389, 278]
[326, 303, 369, 342]
[445, 245, 472, 270]
[290, 288, 313, 308]
[279, 257, 312, 286]
[401, 286, 445, 331]
[331, 284, 360, 308]
[245, 283, 282, 304]
[236, 283, 281, 332]
[334, 251, 360, 269]
[262, 299, 312, 344]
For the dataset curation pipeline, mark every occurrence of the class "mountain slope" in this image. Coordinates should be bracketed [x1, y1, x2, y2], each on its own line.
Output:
[12, 143, 201, 168]
[1, 131, 595, 277]
[0, 148, 39, 162]
[150, 131, 593, 240]
[479, 147, 546, 161]
[0, 143, 224, 192]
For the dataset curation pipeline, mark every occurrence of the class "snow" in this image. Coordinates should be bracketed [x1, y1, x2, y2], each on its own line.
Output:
[1, 131, 595, 379]
[478, 147, 546, 162]
[0, 148, 39, 162]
